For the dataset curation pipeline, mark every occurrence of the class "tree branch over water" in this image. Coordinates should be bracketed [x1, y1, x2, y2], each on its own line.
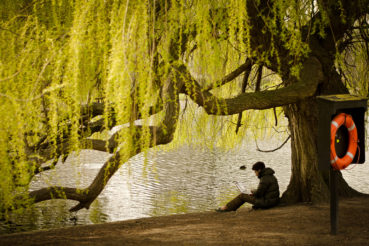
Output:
[176, 57, 324, 115]
[29, 75, 182, 212]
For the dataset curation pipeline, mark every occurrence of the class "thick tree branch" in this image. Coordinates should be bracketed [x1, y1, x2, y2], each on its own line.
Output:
[29, 187, 86, 204]
[25, 93, 165, 168]
[178, 57, 323, 115]
[29, 74, 182, 212]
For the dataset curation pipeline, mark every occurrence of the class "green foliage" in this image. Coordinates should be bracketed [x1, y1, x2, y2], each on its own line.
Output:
[339, 36, 369, 97]
[0, 0, 368, 217]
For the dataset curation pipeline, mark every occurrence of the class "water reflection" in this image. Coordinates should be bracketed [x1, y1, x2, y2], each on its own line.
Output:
[1, 142, 369, 234]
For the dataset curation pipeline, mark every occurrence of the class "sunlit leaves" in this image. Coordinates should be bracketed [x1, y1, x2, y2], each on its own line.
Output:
[0, 0, 298, 214]
[1, 0, 367, 217]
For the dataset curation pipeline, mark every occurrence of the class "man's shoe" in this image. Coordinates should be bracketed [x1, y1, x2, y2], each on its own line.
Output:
[215, 208, 230, 212]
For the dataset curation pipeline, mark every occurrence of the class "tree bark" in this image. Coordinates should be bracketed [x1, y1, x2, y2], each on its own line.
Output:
[177, 57, 323, 115]
[282, 99, 330, 203]
[281, 62, 365, 204]
[278, 2, 369, 203]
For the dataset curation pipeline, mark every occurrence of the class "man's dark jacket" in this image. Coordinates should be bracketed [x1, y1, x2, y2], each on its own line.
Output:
[253, 168, 280, 208]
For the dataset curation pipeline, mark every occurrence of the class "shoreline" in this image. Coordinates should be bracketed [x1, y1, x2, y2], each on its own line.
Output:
[1, 196, 369, 245]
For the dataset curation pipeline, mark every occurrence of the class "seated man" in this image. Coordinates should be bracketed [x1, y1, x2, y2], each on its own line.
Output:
[217, 161, 280, 212]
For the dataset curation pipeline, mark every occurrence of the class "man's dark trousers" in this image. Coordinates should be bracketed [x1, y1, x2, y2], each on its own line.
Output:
[226, 194, 255, 211]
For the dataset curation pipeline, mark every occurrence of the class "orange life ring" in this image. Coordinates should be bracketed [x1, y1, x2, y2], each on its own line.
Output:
[330, 113, 358, 170]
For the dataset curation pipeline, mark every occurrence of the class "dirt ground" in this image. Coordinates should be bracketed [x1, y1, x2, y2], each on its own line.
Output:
[1, 197, 369, 246]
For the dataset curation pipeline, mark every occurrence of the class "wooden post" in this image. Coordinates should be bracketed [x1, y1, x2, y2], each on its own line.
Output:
[330, 167, 338, 235]
[317, 95, 367, 235]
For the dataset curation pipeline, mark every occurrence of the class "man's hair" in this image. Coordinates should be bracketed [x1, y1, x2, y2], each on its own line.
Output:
[252, 161, 265, 171]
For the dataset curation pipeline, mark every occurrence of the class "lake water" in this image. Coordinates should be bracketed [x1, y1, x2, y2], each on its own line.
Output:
[1, 141, 369, 234]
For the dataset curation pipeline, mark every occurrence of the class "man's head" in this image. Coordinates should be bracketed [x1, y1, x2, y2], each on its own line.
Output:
[252, 161, 265, 177]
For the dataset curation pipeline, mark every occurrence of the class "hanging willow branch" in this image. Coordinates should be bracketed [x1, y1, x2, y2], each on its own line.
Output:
[256, 135, 291, 153]
[255, 64, 263, 92]
[203, 59, 253, 92]
[235, 58, 253, 134]
[273, 107, 278, 126]
[235, 63, 263, 133]
[29, 73, 182, 212]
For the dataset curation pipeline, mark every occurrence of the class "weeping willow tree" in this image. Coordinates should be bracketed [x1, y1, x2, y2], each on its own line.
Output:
[1, 0, 369, 216]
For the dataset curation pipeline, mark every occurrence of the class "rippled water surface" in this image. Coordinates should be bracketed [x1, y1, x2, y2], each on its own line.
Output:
[1, 141, 369, 234]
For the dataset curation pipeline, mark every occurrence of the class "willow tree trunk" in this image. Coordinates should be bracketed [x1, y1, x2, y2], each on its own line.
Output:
[281, 67, 363, 204]
[282, 99, 329, 203]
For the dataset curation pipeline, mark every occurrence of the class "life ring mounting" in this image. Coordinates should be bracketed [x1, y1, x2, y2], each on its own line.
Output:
[330, 113, 358, 170]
